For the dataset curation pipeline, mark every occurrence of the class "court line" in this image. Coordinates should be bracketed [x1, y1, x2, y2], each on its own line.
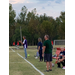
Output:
[10, 48, 15, 52]
[10, 48, 44, 75]
[17, 53, 44, 75]
[15, 46, 19, 49]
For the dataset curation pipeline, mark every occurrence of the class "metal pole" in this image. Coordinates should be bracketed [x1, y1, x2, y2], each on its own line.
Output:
[20, 26, 22, 42]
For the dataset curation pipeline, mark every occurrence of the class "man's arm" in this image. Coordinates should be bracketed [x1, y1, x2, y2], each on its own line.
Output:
[42, 46, 46, 57]
[59, 56, 65, 62]
[19, 41, 23, 45]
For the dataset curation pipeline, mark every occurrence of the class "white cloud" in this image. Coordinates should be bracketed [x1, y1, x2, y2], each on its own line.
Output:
[10, 0, 65, 18]
[36, 0, 65, 18]
[9, 0, 25, 4]
[9, 0, 32, 4]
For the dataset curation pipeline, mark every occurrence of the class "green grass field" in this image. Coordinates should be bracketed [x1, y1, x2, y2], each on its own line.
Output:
[9, 46, 65, 75]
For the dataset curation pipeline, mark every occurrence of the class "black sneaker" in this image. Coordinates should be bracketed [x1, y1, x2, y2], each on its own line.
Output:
[44, 70, 49, 72]
[49, 69, 52, 71]
[57, 67, 61, 68]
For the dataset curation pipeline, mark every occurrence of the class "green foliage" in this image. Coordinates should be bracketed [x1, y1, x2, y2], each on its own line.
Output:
[9, 4, 65, 46]
[9, 3, 16, 25]
[9, 3, 16, 45]
[56, 12, 65, 39]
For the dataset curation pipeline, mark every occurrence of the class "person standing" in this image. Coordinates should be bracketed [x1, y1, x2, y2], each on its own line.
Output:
[19, 36, 27, 59]
[42, 35, 52, 72]
[37, 38, 43, 62]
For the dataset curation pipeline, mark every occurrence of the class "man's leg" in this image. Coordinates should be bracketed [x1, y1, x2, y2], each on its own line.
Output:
[39, 50, 41, 61]
[49, 62, 52, 70]
[41, 50, 43, 61]
[57, 58, 61, 68]
[42, 56, 43, 61]
[38, 51, 40, 60]
[63, 60, 65, 66]
[24, 48, 25, 58]
[25, 48, 27, 58]
[61, 60, 65, 67]
[40, 50, 42, 61]
[49, 53, 52, 70]
[44, 54, 49, 72]
[62, 60, 65, 69]
[59, 58, 65, 67]
[46, 62, 49, 70]
[57, 62, 61, 68]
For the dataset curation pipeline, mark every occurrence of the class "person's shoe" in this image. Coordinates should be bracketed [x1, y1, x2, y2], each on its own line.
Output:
[44, 70, 49, 72]
[24, 57, 27, 59]
[62, 66, 65, 69]
[23, 57, 25, 59]
[49, 69, 52, 71]
[57, 66, 61, 68]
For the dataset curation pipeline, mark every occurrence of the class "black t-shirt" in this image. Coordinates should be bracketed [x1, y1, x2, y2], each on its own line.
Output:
[59, 51, 65, 59]
[37, 42, 42, 50]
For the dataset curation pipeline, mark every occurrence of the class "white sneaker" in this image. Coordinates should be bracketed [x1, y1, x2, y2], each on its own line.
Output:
[62, 67, 65, 69]
[23, 57, 27, 59]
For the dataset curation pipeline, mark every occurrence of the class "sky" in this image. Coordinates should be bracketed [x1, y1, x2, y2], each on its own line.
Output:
[9, 0, 65, 19]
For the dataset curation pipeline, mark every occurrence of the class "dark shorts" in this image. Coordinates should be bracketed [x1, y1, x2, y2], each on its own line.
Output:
[44, 53, 52, 62]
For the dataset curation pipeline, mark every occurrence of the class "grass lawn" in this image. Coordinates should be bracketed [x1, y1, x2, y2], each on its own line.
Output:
[9, 45, 65, 49]
[9, 46, 65, 75]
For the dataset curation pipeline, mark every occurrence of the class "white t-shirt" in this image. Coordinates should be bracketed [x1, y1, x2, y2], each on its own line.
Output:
[23, 39, 26, 48]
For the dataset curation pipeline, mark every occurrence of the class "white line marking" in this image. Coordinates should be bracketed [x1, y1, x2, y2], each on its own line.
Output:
[10, 48, 15, 52]
[9, 47, 44, 75]
[15, 46, 19, 49]
[17, 53, 44, 75]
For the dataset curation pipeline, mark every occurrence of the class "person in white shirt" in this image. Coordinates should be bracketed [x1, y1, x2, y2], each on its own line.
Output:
[19, 36, 27, 59]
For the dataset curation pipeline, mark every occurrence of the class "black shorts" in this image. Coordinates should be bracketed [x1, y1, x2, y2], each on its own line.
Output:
[44, 53, 52, 62]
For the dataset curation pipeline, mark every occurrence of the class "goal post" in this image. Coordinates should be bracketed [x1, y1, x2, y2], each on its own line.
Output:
[54, 40, 65, 45]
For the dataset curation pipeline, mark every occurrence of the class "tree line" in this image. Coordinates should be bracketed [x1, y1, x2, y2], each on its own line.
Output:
[9, 3, 65, 46]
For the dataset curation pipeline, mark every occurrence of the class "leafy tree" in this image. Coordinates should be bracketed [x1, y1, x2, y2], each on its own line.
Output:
[9, 3, 16, 45]
[28, 19, 39, 45]
[9, 3, 16, 26]
[18, 6, 28, 24]
[57, 12, 65, 39]
[9, 4, 65, 46]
